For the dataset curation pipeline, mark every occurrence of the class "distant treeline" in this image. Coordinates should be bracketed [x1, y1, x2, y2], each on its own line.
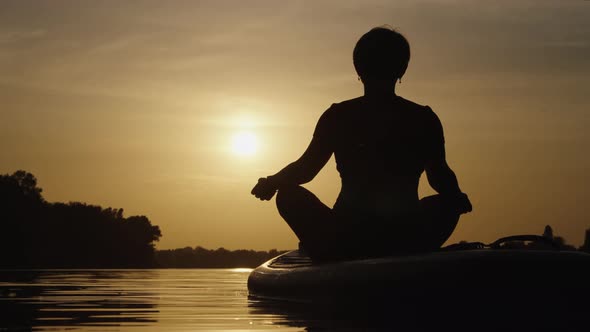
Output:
[155, 226, 590, 269]
[0, 170, 162, 268]
[155, 247, 287, 268]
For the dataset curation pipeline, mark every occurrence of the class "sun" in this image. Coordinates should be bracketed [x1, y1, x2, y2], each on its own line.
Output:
[231, 131, 258, 156]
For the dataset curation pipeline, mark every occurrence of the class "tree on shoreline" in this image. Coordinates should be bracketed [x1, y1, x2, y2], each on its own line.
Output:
[0, 170, 162, 268]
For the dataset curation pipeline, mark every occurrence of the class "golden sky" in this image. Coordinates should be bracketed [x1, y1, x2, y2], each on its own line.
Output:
[1, 0, 589, 250]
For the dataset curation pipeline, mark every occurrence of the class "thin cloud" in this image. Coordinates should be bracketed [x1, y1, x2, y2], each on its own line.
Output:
[0, 29, 47, 44]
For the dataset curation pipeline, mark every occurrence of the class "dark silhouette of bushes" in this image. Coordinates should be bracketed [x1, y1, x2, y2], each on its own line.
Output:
[580, 229, 590, 253]
[0, 170, 162, 268]
[155, 246, 286, 268]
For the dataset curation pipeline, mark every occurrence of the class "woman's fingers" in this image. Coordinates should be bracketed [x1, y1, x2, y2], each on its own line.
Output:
[463, 195, 472, 212]
[251, 178, 269, 195]
[251, 177, 277, 201]
[458, 195, 472, 214]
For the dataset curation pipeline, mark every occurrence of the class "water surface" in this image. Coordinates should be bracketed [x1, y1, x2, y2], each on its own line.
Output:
[2, 268, 587, 331]
[0, 269, 303, 331]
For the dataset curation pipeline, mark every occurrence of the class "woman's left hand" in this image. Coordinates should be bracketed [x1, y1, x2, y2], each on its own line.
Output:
[251, 177, 278, 201]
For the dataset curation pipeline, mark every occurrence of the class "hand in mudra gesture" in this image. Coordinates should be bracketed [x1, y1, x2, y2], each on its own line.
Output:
[454, 193, 473, 215]
[251, 177, 278, 201]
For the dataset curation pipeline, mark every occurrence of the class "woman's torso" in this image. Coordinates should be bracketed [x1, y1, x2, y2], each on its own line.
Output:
[326, 95, 436, 220]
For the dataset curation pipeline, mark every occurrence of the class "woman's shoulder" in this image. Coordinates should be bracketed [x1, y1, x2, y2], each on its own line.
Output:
[396, 96, 433, 113]
[329, 96, 365, 110]
[317, 97, 365, 123]
[396, 97, 442, 126]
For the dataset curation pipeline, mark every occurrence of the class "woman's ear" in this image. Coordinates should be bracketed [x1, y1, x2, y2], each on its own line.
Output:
[398, 63, 408, 81]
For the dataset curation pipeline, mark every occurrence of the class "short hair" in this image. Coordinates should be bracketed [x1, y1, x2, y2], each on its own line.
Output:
[353, 27, 410, 81]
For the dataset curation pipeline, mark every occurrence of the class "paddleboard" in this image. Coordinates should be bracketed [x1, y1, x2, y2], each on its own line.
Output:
[248, 248, 590, 303]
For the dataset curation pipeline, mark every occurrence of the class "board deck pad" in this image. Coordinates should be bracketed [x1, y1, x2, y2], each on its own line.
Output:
[268, 250, 313, 268]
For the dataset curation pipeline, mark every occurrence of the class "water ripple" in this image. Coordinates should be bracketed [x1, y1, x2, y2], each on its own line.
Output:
[0, 269, 301, 331]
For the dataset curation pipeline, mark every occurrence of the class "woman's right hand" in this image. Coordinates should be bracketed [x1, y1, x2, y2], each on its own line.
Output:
[251, 177, 278, 201]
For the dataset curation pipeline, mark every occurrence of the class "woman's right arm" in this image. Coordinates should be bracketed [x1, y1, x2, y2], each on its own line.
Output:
[270, 134, 333, 186]
[251, 107, 335, 201]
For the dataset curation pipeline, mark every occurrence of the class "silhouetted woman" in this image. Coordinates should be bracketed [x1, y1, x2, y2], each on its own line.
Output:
[252, 27, 472, 260]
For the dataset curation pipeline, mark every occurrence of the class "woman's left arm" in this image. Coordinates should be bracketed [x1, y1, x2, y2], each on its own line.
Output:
[423, 107, 472, 214]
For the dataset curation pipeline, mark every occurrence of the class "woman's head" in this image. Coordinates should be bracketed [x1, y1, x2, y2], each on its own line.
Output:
[353, 27, 410, 83]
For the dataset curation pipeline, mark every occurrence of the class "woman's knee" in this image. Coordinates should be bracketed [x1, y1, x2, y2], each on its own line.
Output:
[275, 185, 332, 227]
[420, 194, 461, 217]
[434, 214, 460, 246]
[418, 195, 461, 249]
[276, 185, 310, 216]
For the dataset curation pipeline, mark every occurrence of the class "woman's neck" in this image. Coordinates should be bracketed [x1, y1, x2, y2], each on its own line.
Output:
[363, 82, 397, 98]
